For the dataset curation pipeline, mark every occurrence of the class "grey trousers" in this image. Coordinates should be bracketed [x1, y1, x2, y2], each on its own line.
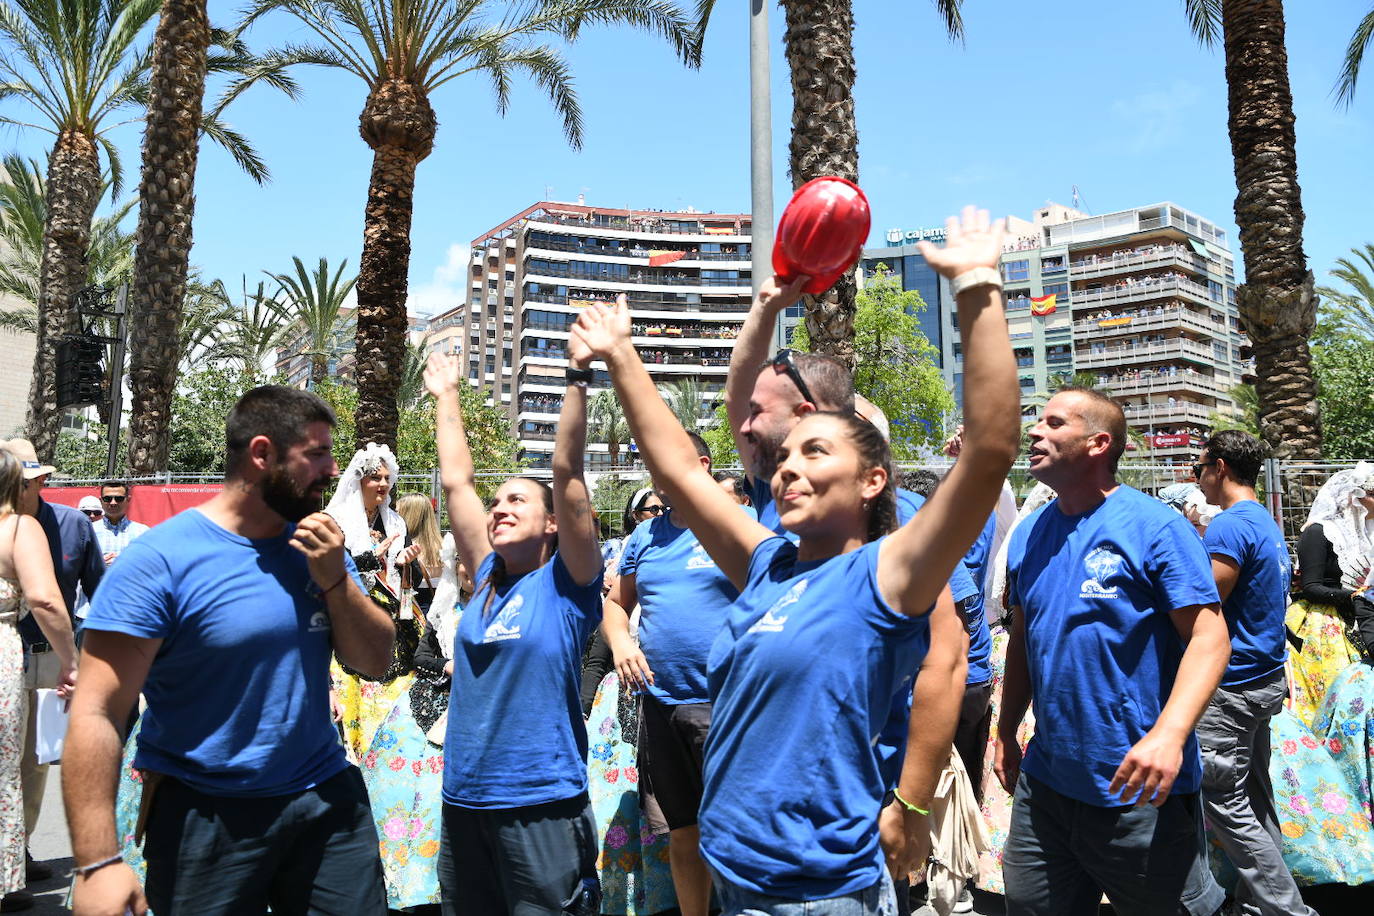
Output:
[1199, 669, 1316, 916]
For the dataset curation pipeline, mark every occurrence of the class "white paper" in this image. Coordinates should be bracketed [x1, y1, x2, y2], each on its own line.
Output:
[34, 688, 68, 765]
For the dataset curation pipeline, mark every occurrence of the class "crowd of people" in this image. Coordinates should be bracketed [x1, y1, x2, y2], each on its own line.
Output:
[0, 205, 1366, 916]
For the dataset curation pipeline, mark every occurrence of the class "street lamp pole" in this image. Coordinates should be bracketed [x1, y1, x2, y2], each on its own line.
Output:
[749, 0, 773, 308]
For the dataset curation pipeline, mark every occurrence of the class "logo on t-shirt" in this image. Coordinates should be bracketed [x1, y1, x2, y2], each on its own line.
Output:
[307, 611, 331, 633]
[483, 595, 524, 642]
[747, 580, 807, 634]
[1080, 546, 1126, 599]
[685, 541, 717, 571]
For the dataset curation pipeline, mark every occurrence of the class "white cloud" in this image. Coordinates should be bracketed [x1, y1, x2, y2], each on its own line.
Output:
[407, 243, 469, 317]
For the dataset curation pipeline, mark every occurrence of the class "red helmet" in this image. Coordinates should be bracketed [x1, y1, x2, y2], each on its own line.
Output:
[772, 177, 871, 295]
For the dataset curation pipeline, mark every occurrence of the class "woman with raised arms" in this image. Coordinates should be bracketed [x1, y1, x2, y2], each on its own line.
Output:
[424, 347, 604, 916]
[567, 206, 1020, 914]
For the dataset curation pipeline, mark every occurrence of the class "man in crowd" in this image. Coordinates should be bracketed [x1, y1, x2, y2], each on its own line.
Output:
[93, 481, 149, 566]
[64, 386, 394, 916]
[1194, 430, 1316, 916]
[3, 438, 104, 886]
[995, 387, 1230, 916]
[604, 431, 752, 916]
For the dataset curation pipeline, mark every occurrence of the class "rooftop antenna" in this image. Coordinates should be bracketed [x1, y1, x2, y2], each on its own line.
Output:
[1071, 185, 1092, 215]
[544, 185, 553, 201]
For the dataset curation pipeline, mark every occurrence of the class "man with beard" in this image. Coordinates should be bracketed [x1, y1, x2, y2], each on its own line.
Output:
[63, 386, 395, 916]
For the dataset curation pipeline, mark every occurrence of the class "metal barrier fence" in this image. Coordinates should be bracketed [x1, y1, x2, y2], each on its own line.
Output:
[48, 459, 1370, 546]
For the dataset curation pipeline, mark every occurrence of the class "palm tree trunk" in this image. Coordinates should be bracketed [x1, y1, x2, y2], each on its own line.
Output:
[311, 352, 327, 387]
[25, 131, 102, 461]
[782, 0, 859, 368]
[1221, 0, 1321, 458]
[354, 80, 436, 450]
[125, 0, 211, 475]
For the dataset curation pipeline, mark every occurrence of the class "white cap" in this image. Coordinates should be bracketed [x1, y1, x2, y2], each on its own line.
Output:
[78, 496, 103, 513]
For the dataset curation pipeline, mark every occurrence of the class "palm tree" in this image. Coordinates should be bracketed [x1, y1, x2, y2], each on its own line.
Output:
[659, 376, 712, 431]
[269, 256, 358, 386]
[217, 277, 294, 374]
[1335, 5, 1374, 104]
[1315, 243, 1374, 340]
[241, 0, 701, 452]
[397, 333, 434, 407]
[126, 17, 315, 474]
[588, 389, 631, 466]
[1184, 0, 1321, 459]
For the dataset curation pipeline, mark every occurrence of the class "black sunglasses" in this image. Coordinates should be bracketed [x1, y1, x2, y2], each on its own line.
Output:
[83, 509, 104, 518]
[770, 348, 818, 407]
[1191, 461, 1215, 478]
[101, 495, 127, 504]
[638, 505, 665, 516]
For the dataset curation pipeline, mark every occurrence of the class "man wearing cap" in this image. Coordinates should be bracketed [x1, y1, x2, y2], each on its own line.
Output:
[3, 438, 105, 882]
[92, 482, 148, 566]
[77, 496, 105, 523]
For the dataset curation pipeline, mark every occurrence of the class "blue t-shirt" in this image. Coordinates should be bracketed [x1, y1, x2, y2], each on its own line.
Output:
[83, 509, 355, 797]
[443, 551, 603, 808]
[1203, 500, 1290, 687]
[959, 512, 998, 685]
[1007, 486, 1219, 806]
[699, 537, 929, 899]
[617, 506, 754, 704]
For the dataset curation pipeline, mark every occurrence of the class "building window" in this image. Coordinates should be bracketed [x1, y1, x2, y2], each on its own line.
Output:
[1003, 260, 1030, 282]
[1042, 282, 1068, 299]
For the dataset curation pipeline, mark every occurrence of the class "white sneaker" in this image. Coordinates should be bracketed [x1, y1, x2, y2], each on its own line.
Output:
[952, 887, 974, 914]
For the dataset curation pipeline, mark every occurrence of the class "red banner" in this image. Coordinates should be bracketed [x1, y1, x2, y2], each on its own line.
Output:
[1148, 433, 1192, 448]
[45, 483, 223, 528]
[648, 250, 686, 267]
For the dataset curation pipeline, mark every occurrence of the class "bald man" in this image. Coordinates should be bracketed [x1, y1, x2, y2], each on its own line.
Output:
[995, 386, 1230, 916]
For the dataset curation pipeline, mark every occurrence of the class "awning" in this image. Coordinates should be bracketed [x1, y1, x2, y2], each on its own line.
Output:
[1187, 238, 1208, 256]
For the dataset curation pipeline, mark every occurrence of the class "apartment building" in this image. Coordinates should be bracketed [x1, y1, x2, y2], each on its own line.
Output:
[463, 201, 752, 469]
[864, 201, 1245, 463]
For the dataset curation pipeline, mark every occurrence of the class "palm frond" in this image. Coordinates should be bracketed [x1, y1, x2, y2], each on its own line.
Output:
[930, 0, 964, 44]
[1182, 0, 1222, 47]
[200, 114, 271, 183]
[1335, 7, 1374, 107]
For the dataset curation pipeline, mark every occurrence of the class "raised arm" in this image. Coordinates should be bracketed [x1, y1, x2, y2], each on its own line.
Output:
[877, 207, 1020, 616]
[424, 353, 492, 576]
[571, 296, 772, 590]
[724, 275, 808, 480]
[551, 348, 602, 586]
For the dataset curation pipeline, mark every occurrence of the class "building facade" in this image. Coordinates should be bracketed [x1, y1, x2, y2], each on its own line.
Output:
[864, 201, 1245, 463]
[463, 202, 752, 468]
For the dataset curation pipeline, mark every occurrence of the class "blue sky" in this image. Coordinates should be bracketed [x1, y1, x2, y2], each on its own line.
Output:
[6, 0, 1372, 314]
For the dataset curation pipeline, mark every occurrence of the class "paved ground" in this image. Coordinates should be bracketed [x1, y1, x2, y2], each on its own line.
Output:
[23, 764, 72, 914]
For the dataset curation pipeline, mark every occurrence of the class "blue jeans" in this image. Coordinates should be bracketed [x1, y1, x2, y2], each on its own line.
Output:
[712, 868, 897, 916]
[1002, 773, 1224, 916]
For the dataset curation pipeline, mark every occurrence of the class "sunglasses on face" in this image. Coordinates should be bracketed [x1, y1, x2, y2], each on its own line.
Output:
[1191, 461, 1215, 478]
[101, 495, 127, 504]
[770, 348, 818, 408]
[638, 505, 665, 517]
[83, 510, 104, 518]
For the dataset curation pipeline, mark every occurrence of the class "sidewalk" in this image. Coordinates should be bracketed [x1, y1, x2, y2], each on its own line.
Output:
[24, 764, 72, 914]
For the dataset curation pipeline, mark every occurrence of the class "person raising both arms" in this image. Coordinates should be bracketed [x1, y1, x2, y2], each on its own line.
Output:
[570, 206, 1019, 914]
[424, 347, 604, 916]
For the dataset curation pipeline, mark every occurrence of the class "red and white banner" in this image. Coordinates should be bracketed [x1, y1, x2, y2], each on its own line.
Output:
[46, 483, 223, 528]
[648, 250, 686, 267]
[1148, 433, 1192, 448]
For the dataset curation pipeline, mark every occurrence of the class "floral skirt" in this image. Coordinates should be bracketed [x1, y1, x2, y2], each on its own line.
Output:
[1207, 706, 1374, 888]
[331, 658, 415, 764]
[1314, 660, 1374, 828]
[587, 672, 675, 915]
[974, 626, 1035, 895]
[1286, 599, 1359, 729]
[359, 692, 445, 909]
[0, 616, 22, 896]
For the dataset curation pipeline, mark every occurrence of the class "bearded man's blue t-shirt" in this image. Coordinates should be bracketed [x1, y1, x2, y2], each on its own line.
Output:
[617, 505, 754, 704]
[1007, 485, 1219, 805]
[699, 536, 928, 899]
[1203, 499, 1291, 686]
[443, 551, 602, 808]
[83, 509, 361, 797]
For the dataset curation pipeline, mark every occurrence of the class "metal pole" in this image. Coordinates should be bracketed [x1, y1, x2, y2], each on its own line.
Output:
[749, 0, 773, 307]
[105, 284, 128, 478]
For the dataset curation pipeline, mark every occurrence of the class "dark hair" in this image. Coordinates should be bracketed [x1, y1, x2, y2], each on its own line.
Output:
[100, 480, 130, 495]
[713, 470, 750, 504]
[685, 430, 712, 465]
[901, 469, 941, 499]
[621, 485, 655, 534]
[479, 476, 555, 619]
[805, 411, 897, 542]
[1203, 429, 1264, 487]
[1055, 385, 1127, 472]
[225, 386, 335, 474]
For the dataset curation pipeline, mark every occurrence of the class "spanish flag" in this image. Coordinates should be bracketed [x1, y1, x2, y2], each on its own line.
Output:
[649, 250, 686, 267]
[1030, 294, 1057, 316]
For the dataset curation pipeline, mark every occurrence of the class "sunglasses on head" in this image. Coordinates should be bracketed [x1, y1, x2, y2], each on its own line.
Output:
[770, 349, 818, 407]
[101, 495, 127, 504]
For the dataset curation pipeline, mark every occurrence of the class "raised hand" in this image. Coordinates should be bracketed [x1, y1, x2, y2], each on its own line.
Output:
[424, 352, 460, 399]
[756, 274, 809, 314]
[571, 294, 632, 361]
[916, 205, 1006, 280]
[290, 512, 348, 590]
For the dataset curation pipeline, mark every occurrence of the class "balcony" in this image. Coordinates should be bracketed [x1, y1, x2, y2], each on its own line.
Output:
[523, 290, 748, 314]
[1122, 401, 1222, 426]
[1071, 276, 1221, 309]
[527, 215, 749, 239]
[1075, 337, 1218, 368]
[1070, 244, 1221, 278]
[523, 261, 750, 290]
[1073, 304, 1229, 339]
[524, 235, 751, 262]
[1097, 370, 1235, 399]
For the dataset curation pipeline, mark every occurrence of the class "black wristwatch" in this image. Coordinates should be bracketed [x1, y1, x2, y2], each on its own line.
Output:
[566, 367, 594, 387]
